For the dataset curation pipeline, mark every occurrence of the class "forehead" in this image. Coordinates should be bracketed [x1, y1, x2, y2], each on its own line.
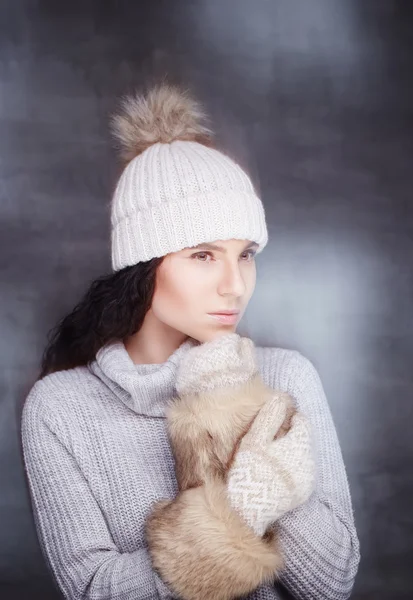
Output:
[188, 240, 258, 252]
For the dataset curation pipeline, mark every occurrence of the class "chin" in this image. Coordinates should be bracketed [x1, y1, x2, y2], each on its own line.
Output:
[191, 326, 238, 344]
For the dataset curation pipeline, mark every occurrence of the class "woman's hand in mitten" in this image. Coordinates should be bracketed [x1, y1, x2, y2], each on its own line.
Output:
[174, 332, 258, 396]
[226, 392, 316, 537]
[167, 333, 267, 491]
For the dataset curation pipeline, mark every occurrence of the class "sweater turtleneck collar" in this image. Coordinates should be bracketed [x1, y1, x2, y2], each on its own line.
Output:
[89, 337, 199, 417]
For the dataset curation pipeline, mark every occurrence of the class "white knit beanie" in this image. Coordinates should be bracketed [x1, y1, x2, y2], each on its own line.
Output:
[110, 84, 268, 271]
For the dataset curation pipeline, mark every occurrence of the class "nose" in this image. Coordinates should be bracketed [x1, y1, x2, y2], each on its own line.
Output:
[217, 261, 246, 298]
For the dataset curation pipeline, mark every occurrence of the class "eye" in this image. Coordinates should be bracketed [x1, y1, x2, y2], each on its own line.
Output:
[190, 250, 257, 262]
[191, 251, 213, 262]
[241, 249, 257, 261]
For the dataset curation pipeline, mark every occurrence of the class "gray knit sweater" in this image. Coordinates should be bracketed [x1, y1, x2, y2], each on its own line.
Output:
[21, 338, 360, 600]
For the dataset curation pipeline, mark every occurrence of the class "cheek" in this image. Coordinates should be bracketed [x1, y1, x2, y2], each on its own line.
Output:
[151, 268, 204, 322]
[242, 263, 256, 302]
[248, 267, 257, 297]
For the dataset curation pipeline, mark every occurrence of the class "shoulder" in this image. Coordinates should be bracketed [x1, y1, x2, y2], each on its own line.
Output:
[255, 345, 319, 390]
[255, 344, 326, 414]
[22, 366, 99, 428]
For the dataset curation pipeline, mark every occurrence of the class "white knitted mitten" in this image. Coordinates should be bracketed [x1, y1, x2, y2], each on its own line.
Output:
[175, 333, 258, 396]
[170, 333, 296, 492]
[227, 392, 316, 536]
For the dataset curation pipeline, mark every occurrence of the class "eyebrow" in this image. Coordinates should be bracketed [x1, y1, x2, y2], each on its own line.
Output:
[192, 241, 259, 253]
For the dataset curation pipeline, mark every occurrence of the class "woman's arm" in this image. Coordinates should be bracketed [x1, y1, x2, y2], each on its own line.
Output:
[21, 383, 174, 600]
[274, 351, 360, 600]
[145, 477, 283, 600]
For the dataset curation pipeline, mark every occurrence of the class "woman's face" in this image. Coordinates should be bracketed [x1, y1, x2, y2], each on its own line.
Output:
[150, 239, 258, 343]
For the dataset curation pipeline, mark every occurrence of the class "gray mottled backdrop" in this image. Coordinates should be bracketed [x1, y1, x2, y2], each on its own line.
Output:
[1, 1, 412, 599]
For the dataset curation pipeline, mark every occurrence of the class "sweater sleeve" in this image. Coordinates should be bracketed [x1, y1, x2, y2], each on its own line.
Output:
[21, 383, 174, 600]
[275, 352, 360, 600]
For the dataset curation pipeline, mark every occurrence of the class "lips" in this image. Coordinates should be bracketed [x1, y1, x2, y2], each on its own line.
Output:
[207, 311, 240, 325]
[208, 311, 240, 316]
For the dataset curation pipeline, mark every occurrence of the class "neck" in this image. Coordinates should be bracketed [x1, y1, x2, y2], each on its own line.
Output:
[124, 309, 189, 365]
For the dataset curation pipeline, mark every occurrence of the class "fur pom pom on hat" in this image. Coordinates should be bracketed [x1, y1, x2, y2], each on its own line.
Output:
[110, 84, 213, 163]
[109, 84, 268, 270]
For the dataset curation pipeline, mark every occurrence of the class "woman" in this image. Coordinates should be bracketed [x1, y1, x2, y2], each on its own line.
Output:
[21, 84, 360, 600]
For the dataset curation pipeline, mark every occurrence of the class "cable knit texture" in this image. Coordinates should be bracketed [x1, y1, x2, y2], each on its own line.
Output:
[227, 393, 316, 537]
[21, 339, 360, 600]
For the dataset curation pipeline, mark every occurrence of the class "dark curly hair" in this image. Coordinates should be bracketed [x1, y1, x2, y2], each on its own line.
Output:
[40, 257, 164, 379]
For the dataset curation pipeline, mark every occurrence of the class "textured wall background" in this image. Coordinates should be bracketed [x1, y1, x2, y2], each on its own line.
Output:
[0, 1, 412, 598]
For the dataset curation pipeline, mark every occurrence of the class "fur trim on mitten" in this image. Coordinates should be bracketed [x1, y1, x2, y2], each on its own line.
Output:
[167, 333, 296, 491]
[167, 373, 296, 491]
[146, 477, 284, 600]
